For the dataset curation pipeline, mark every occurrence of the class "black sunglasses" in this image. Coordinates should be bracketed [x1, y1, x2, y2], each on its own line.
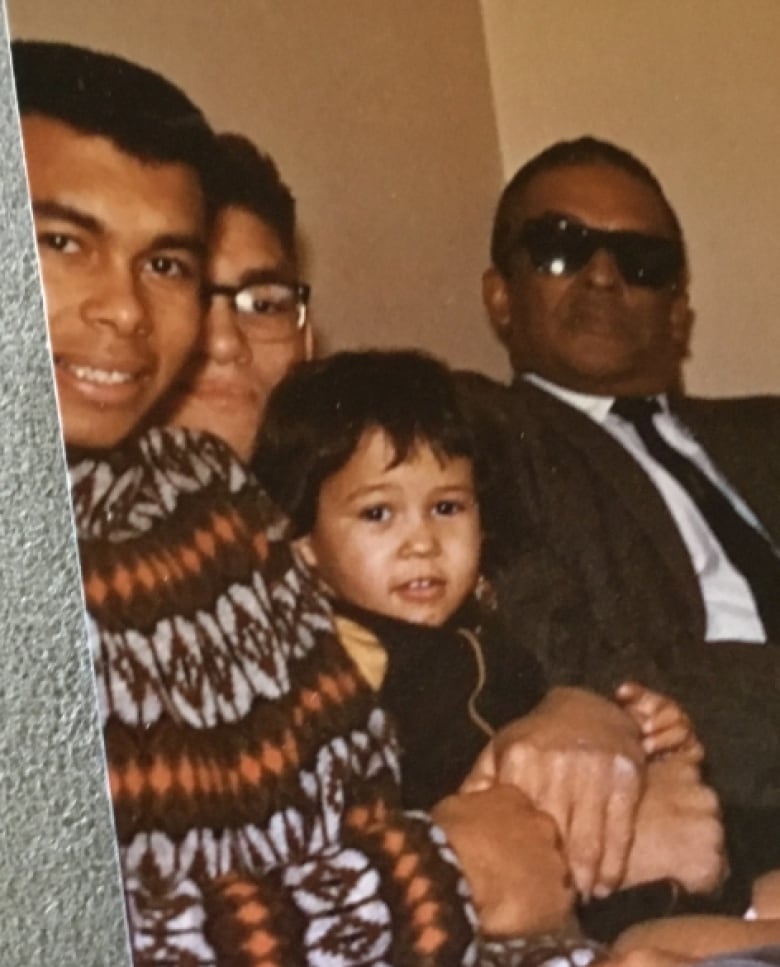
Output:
[516, 215, 684, 290]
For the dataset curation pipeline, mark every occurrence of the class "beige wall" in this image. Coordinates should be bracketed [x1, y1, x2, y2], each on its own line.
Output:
[480, 0, 780, 396]
[9, 0, 509, 378]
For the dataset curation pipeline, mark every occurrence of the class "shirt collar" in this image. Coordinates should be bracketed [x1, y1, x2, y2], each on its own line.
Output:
[522, 372, 669, 425]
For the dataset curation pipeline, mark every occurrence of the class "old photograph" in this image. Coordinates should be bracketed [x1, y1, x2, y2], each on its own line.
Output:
[2, 1, 779, 963]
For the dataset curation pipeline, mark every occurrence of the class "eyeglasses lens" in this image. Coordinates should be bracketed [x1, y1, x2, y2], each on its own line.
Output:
[233, 281, 307, 338]
[234, 282, 298, 315]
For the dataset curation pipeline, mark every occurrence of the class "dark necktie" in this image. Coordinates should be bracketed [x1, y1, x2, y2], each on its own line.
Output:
[611, 396, 780, 641]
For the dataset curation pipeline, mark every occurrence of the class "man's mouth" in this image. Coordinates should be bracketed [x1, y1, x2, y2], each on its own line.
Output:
[59, 362, 138, 385]
[569, 298, 629, 330]
[55, 357, 151, 404]
[173, 377, 257, 405]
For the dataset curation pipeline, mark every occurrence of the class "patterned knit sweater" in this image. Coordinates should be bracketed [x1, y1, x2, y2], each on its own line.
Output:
[72, 428, 478, 966]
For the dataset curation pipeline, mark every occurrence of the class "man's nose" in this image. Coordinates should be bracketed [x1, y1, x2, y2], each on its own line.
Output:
[582, 246, 622, 289]
[81, 264, 149, 336]
[202, 298, 251, 365]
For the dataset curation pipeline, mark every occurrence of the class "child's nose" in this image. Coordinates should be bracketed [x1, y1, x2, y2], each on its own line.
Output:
[401, 519, 440, 556]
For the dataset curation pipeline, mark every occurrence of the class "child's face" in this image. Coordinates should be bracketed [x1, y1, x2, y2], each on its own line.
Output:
[298, 429, 481, 626]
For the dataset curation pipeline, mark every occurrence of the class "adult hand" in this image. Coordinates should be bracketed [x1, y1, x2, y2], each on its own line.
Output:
[431, 785, 575, 936]
[605, 948, 694, 967]
[751, 869, 780, 918]
[615, 914, 780, 959]
[462, 687, 645, 900]
[623, 758, 726, 894]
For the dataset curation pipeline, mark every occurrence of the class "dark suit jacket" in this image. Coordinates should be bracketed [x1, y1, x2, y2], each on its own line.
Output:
[457, 372, 780, 869]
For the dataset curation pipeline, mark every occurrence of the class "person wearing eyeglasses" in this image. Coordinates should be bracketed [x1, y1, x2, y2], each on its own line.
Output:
[457, 135, 780, 921]
[161, 132, 313, 461]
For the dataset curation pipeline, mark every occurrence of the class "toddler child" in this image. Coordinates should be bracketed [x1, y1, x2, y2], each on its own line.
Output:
[254, 348, 779, 962]
[254, 350, 695, 803]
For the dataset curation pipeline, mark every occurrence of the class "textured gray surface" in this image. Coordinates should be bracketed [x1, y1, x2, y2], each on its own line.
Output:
[0, 10, 131, 965]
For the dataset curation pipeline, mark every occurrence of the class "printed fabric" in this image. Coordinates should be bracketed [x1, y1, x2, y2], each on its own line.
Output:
[72, 427, 478, 966]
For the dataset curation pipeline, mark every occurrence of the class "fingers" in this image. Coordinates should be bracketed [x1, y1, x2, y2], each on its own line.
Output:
[641, 711, 700, 758]
[564, 759, 608, 899]
[641, 720, 690, 756]
[678, 735, 705, 765]
[593, 756, 642, 896]
[490, 729, 643, 902]
[617, 682, 701, 759]
[460, 741, 497, 793]
[433, 785, 575, 936]
[617, 682, 666, 717]
[493, 738, 544, 804]
[567, 753, 640, 900]
[624, 759, 726, 894]
[607, 949, 693, 967]
[533, 753, 573, 850]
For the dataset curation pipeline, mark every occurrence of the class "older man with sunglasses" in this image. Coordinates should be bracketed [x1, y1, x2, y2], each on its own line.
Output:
[458, 136, 780, 923]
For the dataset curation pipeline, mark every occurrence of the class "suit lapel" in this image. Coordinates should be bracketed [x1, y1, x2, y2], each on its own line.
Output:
[514, 380, 704, 621]
[673, 396, 780, 549]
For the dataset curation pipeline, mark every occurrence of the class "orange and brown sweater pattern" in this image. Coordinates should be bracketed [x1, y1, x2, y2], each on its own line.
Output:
[72, 428, 478, 966]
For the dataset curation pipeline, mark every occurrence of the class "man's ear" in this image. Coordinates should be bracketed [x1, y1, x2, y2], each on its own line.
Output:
[482, 267, 512, 347]
[302, 320, 315, 361]
[670, 285, 694, 360]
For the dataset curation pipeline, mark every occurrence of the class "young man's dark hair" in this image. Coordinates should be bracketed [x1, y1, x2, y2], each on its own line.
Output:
[490, 135, 686, 279]
[254, 349, 476, 538]
[11, 40, 215, 181]
[209, 132, 297, 258]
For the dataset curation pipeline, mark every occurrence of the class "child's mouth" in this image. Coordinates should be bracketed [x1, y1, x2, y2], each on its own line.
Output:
[394, 577, 446, 601]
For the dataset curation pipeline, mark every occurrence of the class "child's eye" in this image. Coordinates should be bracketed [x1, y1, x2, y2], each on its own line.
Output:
[358, 504, 391, 523]
[433, 499, 464, 516]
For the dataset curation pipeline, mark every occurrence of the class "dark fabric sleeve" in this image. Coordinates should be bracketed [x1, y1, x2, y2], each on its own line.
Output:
[476, 610, 548, 730]
[379, 624, 489, 811]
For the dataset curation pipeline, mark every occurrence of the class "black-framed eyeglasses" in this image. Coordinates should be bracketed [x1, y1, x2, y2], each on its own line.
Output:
[205, 278, 311, 340]
[515, 215, 684, 290]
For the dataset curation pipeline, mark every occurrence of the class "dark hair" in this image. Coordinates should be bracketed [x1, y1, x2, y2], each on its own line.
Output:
[11, 40, 215, 184]
[253, 350, 476, 538]
[490, 135, 686, 278]
[209, 132, 297, 261]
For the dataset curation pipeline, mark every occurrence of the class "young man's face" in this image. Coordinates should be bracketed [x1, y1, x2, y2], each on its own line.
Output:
[163, 205, 312, 462]
[23, 115, 207, 450]
[298, 429, 481, 626]
[483, 163, 691, 397]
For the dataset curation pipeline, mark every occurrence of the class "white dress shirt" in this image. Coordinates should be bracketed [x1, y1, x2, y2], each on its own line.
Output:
[525, 373, 767, 643]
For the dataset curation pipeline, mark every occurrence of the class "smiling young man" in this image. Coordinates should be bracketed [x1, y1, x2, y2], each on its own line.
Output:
[458, 136, 780, 911]
[160, 133, 312, 461]
[16, 47, 210, 452]
[12, 39, 591, 966]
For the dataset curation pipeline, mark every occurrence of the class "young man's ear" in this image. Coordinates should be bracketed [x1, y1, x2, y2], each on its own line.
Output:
[302, 319, 315, 361]
[482, 267, 512, 347]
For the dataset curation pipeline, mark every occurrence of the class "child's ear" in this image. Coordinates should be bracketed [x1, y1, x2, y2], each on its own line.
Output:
[294, 535, 318, 569]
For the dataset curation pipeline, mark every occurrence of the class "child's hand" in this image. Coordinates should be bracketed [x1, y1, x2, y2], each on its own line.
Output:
[615, 682, 704, 763]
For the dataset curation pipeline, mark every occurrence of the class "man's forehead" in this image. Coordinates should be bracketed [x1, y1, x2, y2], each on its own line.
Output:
[22, 114, 207, 241]
[516, 163, 676, 236]
[208, 206, 291, 280]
